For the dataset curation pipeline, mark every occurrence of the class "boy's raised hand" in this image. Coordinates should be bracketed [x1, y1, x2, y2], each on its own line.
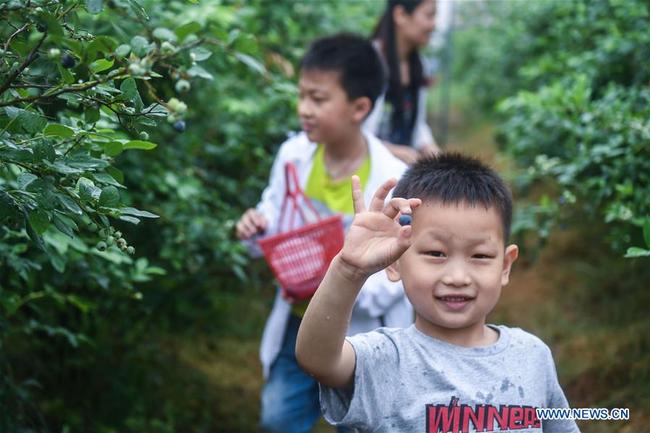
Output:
[338, 176, 421, 279]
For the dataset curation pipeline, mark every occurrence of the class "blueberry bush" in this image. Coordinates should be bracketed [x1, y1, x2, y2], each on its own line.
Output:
[0, 0, 376, 431]
[454, 0, 650, 257]
[452, 1, 650, 427]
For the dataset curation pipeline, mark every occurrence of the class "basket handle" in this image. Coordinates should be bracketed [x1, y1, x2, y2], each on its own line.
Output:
[277, 162, 321, 231]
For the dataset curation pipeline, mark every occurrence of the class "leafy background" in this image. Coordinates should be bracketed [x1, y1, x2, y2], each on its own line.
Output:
[1, 0, 648, 432]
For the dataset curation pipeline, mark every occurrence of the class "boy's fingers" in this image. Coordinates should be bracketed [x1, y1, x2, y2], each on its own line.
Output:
[383, 197, 412, 219]
[351, 175, 366, 214]
[251, 213, 267, 229]
[368, 178, 397, 212]
[409, 198, 422, 209]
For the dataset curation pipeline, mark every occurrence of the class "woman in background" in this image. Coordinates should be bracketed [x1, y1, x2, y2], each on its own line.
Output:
[365, 0, 440, 164]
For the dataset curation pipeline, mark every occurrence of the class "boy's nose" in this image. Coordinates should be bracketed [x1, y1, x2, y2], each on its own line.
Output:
[441, 261, 471, 287]
[297, 100, 312, 118]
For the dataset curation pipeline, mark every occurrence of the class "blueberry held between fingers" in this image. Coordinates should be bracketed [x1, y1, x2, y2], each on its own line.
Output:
[398, 214, 412, 226]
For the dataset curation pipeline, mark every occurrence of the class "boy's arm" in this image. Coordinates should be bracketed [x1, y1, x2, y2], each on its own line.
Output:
[296, 176, 420, 389]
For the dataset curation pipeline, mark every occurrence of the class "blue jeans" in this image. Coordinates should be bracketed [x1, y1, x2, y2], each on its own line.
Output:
[260, 314, 353, 433]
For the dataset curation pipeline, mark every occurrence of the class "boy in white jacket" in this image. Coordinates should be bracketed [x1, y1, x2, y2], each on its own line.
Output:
[235, 33, 413, 433]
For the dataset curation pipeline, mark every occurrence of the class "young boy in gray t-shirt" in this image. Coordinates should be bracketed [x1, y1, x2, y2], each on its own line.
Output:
[296, 153, 580, 432]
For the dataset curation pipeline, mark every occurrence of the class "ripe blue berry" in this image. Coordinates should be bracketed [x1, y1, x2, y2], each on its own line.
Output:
[173, 120, 186, 133]
[61, 53, 75, 69]
[398, 215, 412, 226]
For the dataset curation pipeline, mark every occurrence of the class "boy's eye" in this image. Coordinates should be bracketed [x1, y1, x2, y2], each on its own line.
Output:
[472, 254, 494, 259]
[425, 251, 446, 258]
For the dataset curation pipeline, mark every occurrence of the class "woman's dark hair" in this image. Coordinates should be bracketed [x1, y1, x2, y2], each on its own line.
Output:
[372, 0, 426, 145]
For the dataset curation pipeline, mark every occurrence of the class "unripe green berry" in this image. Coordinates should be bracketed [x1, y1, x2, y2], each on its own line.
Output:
[139, 131, 149, 140]
[126, 246, 135, 255]
[175, 79, 191, 93]
[167, 98, 187, 114]
[114, 231, 122, 238]
[48, 48, 61, 59]
[106, 236, 115, 246]
[96, 241, 107, 251]
[128, 62, 145, 76]
[160, 41, 176, 55]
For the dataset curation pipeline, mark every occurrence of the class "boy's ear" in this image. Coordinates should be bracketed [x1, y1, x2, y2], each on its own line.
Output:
[501, 244, 519, 286]
[351, 96, 372, 123]
[392, 5, 408, 28]
[385, 261, 402, 283]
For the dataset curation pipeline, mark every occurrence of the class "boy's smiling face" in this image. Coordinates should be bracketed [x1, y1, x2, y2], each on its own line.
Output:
[387, 200, 518, 345]
[298, 69, 369, 145]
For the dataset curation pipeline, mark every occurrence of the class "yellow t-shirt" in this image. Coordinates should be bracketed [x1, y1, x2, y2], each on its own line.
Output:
[291, 145, 370, 316]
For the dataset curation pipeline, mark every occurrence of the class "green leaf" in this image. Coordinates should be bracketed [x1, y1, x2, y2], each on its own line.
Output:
[28, 209, 50, 234]
[57, 64, 75, 84]
[26, 218, 45, 250]
[190, 47, 212, 62]
[153, 27, 177, 42]
[624, 247, 650, 258]
[102, 141, 123, 157]
[89, 58, 114, 73]
[85, 107, 100, 123]
[235, 53, 266, 75]
[115, 44, 131, 58]
[93, 173, 125, 188]
[17, 173, 38, 190]
[123, 140, 157, 150]
[77, 178, 100, 202]
[85, 0, 103, 14]
[34, 141, 56, 162]
[99, 186, 120, 207]
[40, 13, 63, 38]
[187, 65, 213, 80]
[106, 166, 124, 184]
[119, 215, 141, 224]
[175, 21, 202, 42]
[44, 124, 75, 138]
[64, 153, 108, 170]
[127, 0, 149, 21]
[57, 194, 83, 215]
[52, 213, 78, 238]
[120, 78, 143, 112]
[644, 218, 650, 249]
[131, 36, 151, 57]
[9, 108, 47, 134]
[121, 207, 159, 218]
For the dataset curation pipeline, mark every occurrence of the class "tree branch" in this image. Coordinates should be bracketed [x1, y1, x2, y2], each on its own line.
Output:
[0, 68, 129, 108]
[3, 23, 29, 52]
[0, 31, 47, 97]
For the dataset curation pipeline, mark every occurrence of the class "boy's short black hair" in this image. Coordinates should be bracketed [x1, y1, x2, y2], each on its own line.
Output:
[393, 153, 514, 242]
[300, 33, 385, 109]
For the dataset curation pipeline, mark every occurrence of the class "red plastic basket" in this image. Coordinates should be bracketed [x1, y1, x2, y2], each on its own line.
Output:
[258, 163, 344, 300]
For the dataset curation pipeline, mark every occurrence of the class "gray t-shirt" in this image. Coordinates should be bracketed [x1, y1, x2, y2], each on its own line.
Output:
[320, 324, 580, 433]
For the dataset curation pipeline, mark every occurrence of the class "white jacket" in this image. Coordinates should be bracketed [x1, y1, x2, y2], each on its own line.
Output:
[247, 131, 414, 379]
